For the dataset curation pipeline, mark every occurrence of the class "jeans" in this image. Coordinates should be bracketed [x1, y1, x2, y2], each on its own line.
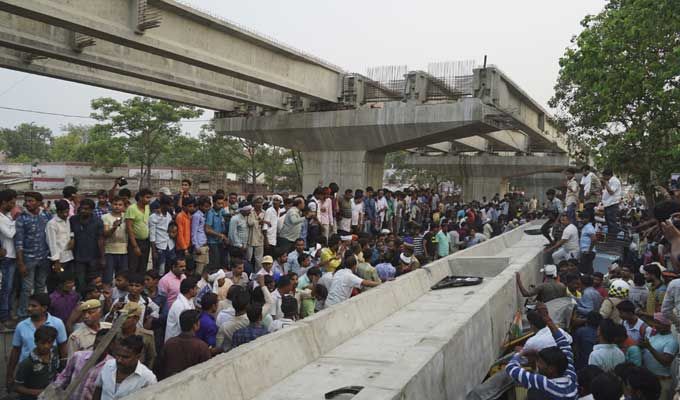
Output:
[104, 253, 128, 284]
[18, 258, 49, 319]
[566, 203, 577, 225]
[580, 252, 595, 275]
[208, 243, 226, 270]
[246, 245, 264, 273]
[540, 217, 556, 244]
[154, 248, 175, 276]
[128, 239, 150, 274]
[604, 203, 620, 238]
[74, 260, 99, 290]
[0, 257, 16, 321]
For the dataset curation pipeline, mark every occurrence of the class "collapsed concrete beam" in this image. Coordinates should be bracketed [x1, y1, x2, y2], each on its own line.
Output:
[483, 130, 528, 152]
[0, 46, 237, 110]
[216, 98, 506, 152]
[0, 0, 343, 102]
[452, 136, 489, 152]
[473, 67, 566, 152]
[405, 153, 570, 178]
[0, 12, 287, 109]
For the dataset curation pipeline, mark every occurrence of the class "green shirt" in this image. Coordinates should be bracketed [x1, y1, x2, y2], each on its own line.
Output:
[124, 204, 150, 240]
[301, 298, 316, 319]
[436, 230, 450, 257]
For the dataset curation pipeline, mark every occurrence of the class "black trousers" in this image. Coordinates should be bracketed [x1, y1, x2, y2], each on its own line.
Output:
[128, 239, 150, 274]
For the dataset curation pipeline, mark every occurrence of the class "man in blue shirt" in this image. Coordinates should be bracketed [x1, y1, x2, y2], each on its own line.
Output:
[14, 191, 51, 320]
[6, 293, 68, 389]
[579, 210, 597, 274]
[576, 275, 603, 317]
[192, 196, 211, 275]
[363, 187, 376, 234]
[206, 194, 227, 270]
[506, 303, 578, 399]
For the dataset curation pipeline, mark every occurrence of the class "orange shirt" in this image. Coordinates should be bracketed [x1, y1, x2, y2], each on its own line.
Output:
[176, 211, 192, 251]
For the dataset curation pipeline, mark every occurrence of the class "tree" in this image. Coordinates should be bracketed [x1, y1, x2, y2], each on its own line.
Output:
[90, 97, 203, 189]
[49, 124, 94, 162]
[550, 0, 680, 197]
[385, 150, 449, 188]
[0, 123, 52, 162]
[198, 124, 302, 192]
[158, 134, 204, 167]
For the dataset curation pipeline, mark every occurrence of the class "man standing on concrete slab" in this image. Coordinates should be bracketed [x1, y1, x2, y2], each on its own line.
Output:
[600, 168, 622, 237]
[581, 165, 601, 212]
[564, 168, 579, 225]
[540, 189, 563, 246]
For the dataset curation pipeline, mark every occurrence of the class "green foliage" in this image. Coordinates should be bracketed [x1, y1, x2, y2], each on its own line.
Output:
[0, 122, 52, 161]
[90, 97, 203, 188]
[199, 124, 302, 192]
[551, 0, 680, 195]
[385, 150, 451, 187]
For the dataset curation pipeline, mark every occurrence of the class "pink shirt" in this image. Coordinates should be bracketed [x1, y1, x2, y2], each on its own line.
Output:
[158, 273, 186, 309]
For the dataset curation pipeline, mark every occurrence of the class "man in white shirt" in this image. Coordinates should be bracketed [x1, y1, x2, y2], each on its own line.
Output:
[601, 168, 622, 237]
[581, 165, 601, 211]
[325, 256, 380, 307]
[375, 190, 388, 230]
[94, 335, 157, 400]
[0, 189, 17, 326]
[564, 167, 579, 225]
[165, 277, 197, 342]
[351, 194, 364, 232]
[544, 213, 580, 265]
[264, 195, 282, 249]
[522, 310, 573, 355]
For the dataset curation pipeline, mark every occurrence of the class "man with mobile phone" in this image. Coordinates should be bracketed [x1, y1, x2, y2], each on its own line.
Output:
[102, 196, 128, 285]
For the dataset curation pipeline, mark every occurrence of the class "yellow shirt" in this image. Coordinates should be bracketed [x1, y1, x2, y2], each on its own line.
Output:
[320, 248, 341, 273]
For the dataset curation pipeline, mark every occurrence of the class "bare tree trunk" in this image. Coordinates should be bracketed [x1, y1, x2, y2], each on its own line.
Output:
[292, 151, 303, 192]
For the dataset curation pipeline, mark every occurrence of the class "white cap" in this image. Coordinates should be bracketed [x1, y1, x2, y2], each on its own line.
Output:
[208, 270, 226, 282]
[640, 262, 666, 274]
[400, 253, 412, 264]
[540, 264, 558, 277]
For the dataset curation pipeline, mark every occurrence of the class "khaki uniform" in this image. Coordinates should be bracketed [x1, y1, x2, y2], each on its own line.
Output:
[67, 322, 113, 358]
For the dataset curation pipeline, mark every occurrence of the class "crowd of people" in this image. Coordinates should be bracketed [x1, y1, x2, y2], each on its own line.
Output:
[505, 166, 680, 400]
[4, 163, 676, 400]
[0, 178, 533, 399]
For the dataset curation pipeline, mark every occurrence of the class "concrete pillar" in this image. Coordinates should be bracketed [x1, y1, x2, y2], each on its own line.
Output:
[457, 176, 509, 203]
[508, 172, 564, 204]
[301, 150, 385, 194]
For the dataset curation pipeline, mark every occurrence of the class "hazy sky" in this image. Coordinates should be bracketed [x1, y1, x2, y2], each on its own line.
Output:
[0, 0, 605, 136]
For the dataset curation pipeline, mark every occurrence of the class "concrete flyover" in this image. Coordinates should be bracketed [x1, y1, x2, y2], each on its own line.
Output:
[216, 67, 568, 193]
[0, 0, 343, 102]
[406, 153, 572, 202]
[126, 221, 548, 400]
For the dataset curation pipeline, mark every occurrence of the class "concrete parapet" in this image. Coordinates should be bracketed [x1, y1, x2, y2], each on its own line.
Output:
[127, 222, 546, 400]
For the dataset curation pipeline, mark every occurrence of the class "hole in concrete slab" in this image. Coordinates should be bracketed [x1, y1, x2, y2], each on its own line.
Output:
[464, 291, 475, 295]
[325, 386, 364, 399]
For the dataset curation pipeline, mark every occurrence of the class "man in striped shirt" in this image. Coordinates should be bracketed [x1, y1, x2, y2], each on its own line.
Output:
[505, 303, 578, 399]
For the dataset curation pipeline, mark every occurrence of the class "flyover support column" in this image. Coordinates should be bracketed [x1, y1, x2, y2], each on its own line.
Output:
[301, 150, 385, 194]
[508, 172, 564, 204]
[458, 176, 509, 203]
